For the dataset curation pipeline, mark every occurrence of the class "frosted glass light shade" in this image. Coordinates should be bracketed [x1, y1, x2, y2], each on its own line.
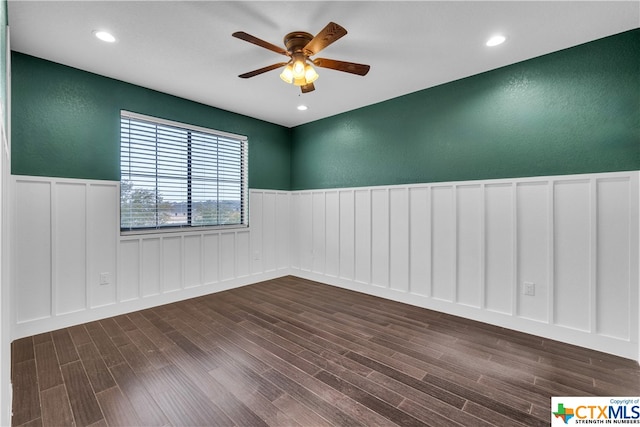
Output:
[280, 65, 294, 83]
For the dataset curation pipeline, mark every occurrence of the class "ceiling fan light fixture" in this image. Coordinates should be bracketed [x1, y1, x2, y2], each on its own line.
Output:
[292, 59, 306, 79]
[293, 77, 307, 87]
[304, 64, 319, 84]
[280, 64, 294, 84]
[281, 61, 319, 87]
[234, 22, 369, 94]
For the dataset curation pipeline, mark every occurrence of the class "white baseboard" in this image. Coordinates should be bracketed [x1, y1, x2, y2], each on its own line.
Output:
[12, 270, 289, 339]
[292, 269, 638, 361]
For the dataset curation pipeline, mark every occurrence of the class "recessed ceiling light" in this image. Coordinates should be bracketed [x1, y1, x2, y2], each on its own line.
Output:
[93, 30, 116, 43]
[486, 35, 506, 47]
[297, 105, 308, 111]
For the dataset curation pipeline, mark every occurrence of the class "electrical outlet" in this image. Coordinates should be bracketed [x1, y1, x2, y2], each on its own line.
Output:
[524, 281, 535, 296]
[99, 272, 110, 285]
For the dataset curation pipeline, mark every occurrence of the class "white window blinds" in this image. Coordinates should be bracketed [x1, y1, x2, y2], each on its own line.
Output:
[120, 111, 248, 231]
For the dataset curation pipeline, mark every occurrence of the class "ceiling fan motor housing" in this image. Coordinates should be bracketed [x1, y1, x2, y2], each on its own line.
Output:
[284, 32, 314, 55]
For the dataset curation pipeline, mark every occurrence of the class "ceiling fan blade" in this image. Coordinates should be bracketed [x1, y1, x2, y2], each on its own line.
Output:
[301, 83, 315, 93]
[232, 31, 289, 56]
[304, 22, 347, 56]
[312, 58, 370, 76]
[238, 62, 289, 79]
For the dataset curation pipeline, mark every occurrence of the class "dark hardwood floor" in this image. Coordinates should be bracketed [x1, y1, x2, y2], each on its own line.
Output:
[11, 276, 640, 426]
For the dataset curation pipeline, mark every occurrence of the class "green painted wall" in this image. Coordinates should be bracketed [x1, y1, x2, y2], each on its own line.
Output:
[291, 29, 640, 190]
[11, 30, 640, 192]
[11, 53, 291, 190]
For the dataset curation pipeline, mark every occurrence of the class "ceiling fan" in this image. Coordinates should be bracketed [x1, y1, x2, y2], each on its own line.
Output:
[233, 22, 370, 93]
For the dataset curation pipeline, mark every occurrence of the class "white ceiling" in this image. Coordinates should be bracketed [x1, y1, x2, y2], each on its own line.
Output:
[7, 1, 639, 128]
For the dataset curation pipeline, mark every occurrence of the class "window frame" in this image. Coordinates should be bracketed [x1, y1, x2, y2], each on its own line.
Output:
[119, 110, 249, 235]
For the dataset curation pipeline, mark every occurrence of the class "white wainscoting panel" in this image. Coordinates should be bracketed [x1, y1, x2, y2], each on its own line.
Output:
[11, 177, 290, 338]
[354, 190, 371, 285]
[339, 190, 355, 281]
[248, 191, 289, 276]
[389, 188, 409, 293]
[275, 192, 290, 271]
[88, 183, 118, 309]
[141, 238, 161, 297]
[326, 191, 340, 278]
[293, 193, 313, 272]
[54, 182, 86, 315]
[290, 172, 640, 360]
[312, 192, 326, 275]
[516, 181, 549, 323]
[184, 235, 202, 289]
[371, 189, 390, 288]
[162, 236, 183, 293]
[484, 183, 513, 315]
[250, 192, 263, 275]
[14, 179, 51, 323]
[597, 177, 633, 340]
[236, 231, 251, 278]
[554, 180, 591, 331]
[431, 185, 455, 302]
[409, 187, 430, 297]
[10, 173, 640, 361]
[457, 184, 482, 308]
[119, 239, 139, 302]
[203, 234, 219, 284]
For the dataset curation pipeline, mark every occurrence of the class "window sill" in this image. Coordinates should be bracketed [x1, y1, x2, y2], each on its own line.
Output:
[120, 224, 249, 238]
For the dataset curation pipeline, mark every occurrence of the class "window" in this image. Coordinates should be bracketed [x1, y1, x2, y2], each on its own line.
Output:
[120, 111, 248, 232]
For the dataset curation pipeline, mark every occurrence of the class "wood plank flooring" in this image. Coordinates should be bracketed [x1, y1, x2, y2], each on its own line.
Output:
[11, 276, 640, 426]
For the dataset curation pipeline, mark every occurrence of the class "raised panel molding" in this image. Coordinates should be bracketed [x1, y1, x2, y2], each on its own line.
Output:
[10, 173, 640, 361]
[290, 171, 640, 360]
